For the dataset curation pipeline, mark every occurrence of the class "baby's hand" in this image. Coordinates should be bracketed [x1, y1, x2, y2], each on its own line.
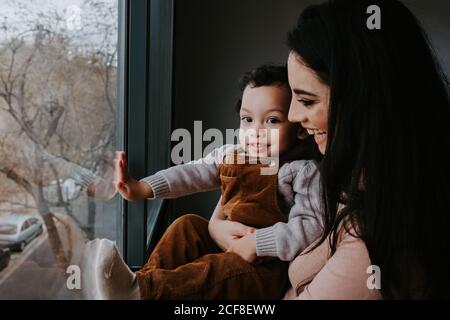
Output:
[115, 151, 153, 201]
[227, 233, 257, 263]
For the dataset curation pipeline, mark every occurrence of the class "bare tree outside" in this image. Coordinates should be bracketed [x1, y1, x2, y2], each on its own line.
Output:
[0, 0, 119, 299]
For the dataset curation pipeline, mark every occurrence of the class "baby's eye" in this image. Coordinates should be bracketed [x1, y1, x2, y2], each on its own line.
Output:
[266, 117, 279, 124]
[241, 117, 252, 123]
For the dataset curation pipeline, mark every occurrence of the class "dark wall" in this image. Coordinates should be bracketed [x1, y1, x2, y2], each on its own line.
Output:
[169, 0, 450, 221]
[404, 0, 450, 74]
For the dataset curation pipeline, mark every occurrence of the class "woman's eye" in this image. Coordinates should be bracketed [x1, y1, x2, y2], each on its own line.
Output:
[266, 117, 279, 124]
[298, 99, 315, 107]
[241, 117, 252, 123]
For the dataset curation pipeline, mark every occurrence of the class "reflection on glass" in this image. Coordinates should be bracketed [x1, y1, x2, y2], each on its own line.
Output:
[0, 0, 119, 299]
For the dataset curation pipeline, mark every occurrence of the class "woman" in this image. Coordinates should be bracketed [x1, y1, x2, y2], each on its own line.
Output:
[284, 0, 450, 299]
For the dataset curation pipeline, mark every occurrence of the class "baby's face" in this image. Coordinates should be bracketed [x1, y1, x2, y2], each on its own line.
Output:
[238, 84, 299, 158]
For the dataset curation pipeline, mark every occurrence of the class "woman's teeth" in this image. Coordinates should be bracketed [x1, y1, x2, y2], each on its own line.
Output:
[306, 129, 327, 136]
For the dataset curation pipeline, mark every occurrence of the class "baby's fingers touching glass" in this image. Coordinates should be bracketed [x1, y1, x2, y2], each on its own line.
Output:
[114, 151, 128, 183]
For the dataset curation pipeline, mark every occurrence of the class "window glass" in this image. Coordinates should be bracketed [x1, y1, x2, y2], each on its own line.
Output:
[0, 0, 120, 299]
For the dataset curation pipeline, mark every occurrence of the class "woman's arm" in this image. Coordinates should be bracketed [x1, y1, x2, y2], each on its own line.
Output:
[208, 197, 254, 251]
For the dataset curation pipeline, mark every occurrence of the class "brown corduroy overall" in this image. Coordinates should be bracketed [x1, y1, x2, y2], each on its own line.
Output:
[136, 151, 289, 299]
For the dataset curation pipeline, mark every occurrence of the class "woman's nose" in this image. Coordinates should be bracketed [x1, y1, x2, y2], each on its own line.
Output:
[288, 102, 308, 124]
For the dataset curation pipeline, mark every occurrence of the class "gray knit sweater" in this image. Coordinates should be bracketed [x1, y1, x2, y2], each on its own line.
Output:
[140, 144, 323, 261]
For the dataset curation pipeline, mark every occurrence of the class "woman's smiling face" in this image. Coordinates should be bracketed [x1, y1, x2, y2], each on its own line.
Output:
[287, 52, 330, 155]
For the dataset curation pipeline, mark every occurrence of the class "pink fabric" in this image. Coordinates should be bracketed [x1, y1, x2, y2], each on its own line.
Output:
[284, 227, 382, 300]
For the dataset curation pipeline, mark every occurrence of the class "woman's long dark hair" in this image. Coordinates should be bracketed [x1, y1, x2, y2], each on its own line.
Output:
[287, 0, 450, 299]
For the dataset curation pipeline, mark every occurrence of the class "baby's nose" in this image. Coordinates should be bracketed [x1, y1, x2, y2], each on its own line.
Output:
[249, 128, 267, 138]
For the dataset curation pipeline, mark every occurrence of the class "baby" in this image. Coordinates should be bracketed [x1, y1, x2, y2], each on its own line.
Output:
[82, 64, 323, 300]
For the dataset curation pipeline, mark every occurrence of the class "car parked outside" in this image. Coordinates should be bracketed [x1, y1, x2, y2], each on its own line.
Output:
[0, 214, 44, 252]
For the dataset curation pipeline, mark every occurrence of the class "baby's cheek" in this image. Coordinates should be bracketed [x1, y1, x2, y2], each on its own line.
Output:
[238, 129, 248, 148]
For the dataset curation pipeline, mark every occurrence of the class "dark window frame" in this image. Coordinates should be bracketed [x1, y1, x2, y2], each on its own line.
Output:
[118, 0, 174, 268]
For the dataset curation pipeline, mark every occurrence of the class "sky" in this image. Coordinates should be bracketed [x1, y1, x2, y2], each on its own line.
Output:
[0, 0, 118, 49]
[1, 0, 84, 32]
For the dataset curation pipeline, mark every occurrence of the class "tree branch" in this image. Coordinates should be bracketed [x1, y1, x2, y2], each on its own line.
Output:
[0, 165, 33, 195]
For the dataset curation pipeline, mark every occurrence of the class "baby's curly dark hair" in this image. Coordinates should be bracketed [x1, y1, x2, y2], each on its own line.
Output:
[235, 64, 291, 113]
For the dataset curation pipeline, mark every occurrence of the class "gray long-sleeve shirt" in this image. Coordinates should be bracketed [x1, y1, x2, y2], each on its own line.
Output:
[140, 144, 323, 261]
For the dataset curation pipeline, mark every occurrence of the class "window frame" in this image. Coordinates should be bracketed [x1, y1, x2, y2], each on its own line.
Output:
[119, 0, 174, 268]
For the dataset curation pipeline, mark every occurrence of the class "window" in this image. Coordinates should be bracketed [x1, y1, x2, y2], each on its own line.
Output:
[0, 0, 121, 299]
[0, 0, 174, 298]
[123, 0, 174, 269]
[20, 221, 30, 232]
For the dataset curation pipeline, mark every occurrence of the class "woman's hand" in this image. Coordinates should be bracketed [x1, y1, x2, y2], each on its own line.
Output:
[115, 151, 154, 201]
